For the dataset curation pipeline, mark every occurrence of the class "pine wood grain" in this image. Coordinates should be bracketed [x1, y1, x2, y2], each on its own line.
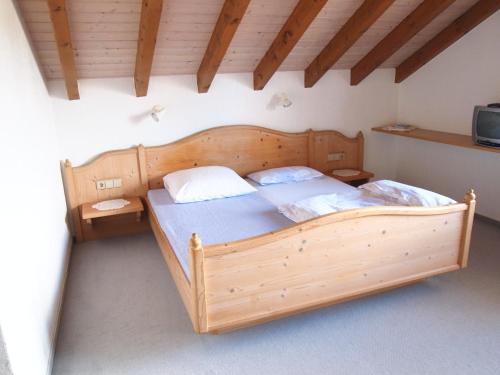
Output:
[134, 0, 163, 97]
[16, 0, 479, 83]
[350, 0, 456, 85]
[63, 125, 476, 333]
[47, 0, 79, 99]
[372, 126, 500, 154]
[395, 0, 500, 83]
[253, 0, 328, 90]
[197, 0, 251, 93]
[304, 0, 394, 88]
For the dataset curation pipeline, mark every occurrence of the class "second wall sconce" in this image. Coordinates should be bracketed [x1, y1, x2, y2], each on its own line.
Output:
[151, 105, 165, 122]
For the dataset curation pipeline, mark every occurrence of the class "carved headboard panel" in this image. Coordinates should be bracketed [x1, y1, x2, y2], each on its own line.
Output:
[309, 130, 364, 172]
[145, 126, 310, 188]
[63, 125, 364, 241]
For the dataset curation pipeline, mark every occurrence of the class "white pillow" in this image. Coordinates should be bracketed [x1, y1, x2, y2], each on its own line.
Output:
[358, 180, 456, 207]
[163, 166, 257, 203]
[247, 166, 323, 185]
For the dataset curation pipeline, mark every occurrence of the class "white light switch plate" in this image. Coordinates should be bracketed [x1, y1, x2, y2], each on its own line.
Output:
[96, 178, 121, 190]
[328, 152, 345, 161]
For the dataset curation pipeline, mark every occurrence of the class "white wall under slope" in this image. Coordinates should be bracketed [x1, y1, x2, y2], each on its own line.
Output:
[396, 11, 500, 220]
[49, 69, 399, 180]
[0, 1, 71, 374]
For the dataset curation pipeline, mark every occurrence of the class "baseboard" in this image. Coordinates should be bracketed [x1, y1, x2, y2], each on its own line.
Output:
[45, 234, 73, 375]
[475, 213, 500, 227]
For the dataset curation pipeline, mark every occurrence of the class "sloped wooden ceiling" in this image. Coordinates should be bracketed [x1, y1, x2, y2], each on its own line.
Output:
[17, 0, 499, 99]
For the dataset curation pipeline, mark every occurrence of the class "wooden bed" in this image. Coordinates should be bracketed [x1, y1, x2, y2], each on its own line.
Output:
[63, 125, 476, 334]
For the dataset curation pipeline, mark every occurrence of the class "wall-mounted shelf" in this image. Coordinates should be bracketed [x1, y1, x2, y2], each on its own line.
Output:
[372, 126, 500, 154]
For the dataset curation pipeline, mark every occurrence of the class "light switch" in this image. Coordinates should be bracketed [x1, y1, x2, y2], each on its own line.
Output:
[328, 152, 345, 161]
[113, 178, 122, 188]
[105, 179, 114, 189]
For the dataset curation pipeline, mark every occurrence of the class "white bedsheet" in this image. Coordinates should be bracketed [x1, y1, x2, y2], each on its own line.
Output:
[148, 176, 354, 278]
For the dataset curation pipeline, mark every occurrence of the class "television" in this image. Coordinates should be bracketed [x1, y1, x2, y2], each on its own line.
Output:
[472, 105, 500, 148]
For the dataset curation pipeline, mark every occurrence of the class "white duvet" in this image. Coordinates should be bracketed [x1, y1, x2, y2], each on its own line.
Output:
[279, 191, 395, 223]
[279, 180, 457, 223]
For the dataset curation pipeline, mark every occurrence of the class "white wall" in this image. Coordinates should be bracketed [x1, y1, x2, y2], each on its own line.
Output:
[396, 11, 500, 220]
[49, 69, 399, 179]
[0, 1, 71, 374]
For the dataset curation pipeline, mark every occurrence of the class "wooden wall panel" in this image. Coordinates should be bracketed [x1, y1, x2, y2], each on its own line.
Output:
[17, 0, 481, 81]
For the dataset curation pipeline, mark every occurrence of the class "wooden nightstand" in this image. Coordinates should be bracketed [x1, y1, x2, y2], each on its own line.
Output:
[81, 197, 144, 225]
[331, 170, 374, 187]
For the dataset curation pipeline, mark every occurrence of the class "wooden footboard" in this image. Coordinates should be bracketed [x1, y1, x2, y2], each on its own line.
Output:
[188, 190, 475, 333]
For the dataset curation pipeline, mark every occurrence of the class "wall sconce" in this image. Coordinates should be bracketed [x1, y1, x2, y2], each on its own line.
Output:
[151, 105, 165, 122]
[279, 93, 292, 108]
[267, 93, 293, 110]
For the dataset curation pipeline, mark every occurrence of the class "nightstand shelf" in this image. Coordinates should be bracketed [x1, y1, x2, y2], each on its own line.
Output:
[80, 197, 144, 225]
[330, 170, 374, 187]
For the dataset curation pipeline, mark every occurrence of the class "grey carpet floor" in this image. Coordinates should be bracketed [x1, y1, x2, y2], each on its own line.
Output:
[53, 219, 500, 375]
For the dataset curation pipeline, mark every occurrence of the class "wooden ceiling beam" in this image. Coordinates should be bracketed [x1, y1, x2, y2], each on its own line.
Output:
[304, 0, 395, 88]
[396, 0, 500, 83]
[197, 0, 251, 93]
[47, 0, 79, 100]
[350, 0, 457, 86]
[254, 0, 328, 91]
[134, 0, 163, 97]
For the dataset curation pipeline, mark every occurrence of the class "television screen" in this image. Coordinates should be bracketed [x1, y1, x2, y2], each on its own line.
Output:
[477, 110, 500, 139]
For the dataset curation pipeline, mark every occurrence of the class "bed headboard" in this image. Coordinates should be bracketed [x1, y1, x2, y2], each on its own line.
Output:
[146, 126, 311, 188]
[63, 125, 364, 241]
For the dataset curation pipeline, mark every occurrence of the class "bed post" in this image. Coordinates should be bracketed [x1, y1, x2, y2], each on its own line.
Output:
[137, 144, 149, 194]
[307, 128, 315, 167]
[62, 159, 83, 242]
[459, 189, 476, 268]
[356, 131, 364, 170]
[189, 233, 207, 333]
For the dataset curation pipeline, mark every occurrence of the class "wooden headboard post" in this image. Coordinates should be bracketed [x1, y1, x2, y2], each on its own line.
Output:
[62, 159, 83, 241]
[63, 126, 365, 241]
[137, 144, 149, 190]
[357, 131, 365, 170]
[307, 128, 315, 167]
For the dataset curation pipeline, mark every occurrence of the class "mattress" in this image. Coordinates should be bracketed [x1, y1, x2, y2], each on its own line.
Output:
[148, 176, 355, 278]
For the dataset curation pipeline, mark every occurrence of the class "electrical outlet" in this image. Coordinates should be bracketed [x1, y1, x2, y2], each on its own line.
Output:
[96, 180, 107, 190]
[113, 178, 122, 188]
[328, 152, 345, 161]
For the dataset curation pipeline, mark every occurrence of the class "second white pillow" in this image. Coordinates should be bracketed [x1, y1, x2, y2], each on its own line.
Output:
[247, 166, 323, 185]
